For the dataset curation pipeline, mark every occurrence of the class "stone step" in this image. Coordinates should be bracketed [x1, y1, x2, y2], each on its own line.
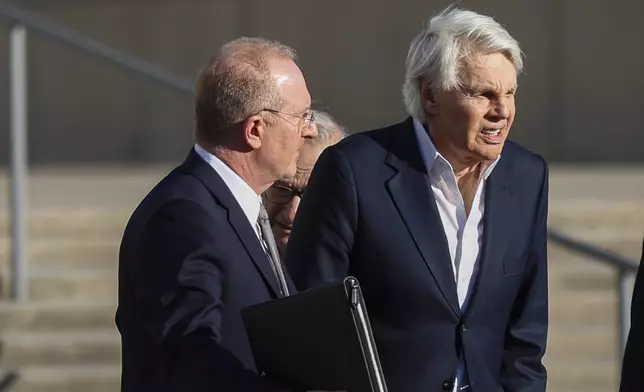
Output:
[549, 199, 644, 221]
[547, 325, 617, 360]
[25, 268, 117, 302]
[0, 289, 614, 330]
[548, 265, 615, 293]
[544, 358, 619, 392]
[549, 238, 642, 265]
[9, 364, 120, 392]
[0, 208, 639, 240]
[0, 224, 629, 272]
[0, 301, 116, 331]
[0, 238, 119, 271]
[549, 291, 617, 327]
[547, 240, 639, 295]
[1, 329, 120, 368]
[0, 210, 130, 241]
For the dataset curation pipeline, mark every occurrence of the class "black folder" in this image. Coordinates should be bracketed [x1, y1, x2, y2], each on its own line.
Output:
[241, 276, 388, 392]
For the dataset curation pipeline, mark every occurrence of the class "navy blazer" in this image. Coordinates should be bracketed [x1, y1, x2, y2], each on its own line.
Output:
[285, 118, 549, 392]
[620, 238, 644, 392]
[116, 148, 293, 392]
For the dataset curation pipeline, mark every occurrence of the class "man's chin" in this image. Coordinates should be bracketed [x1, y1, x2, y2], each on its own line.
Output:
[277, 245, 287, 258]
[474, 142, 505, 161]
[276, 237, 289, 256]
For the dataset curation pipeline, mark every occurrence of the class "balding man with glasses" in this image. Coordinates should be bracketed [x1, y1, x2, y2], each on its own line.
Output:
[116, 37, 320, 392]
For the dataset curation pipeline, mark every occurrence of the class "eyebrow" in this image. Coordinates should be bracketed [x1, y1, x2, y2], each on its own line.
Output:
[470, 83, 518, 93]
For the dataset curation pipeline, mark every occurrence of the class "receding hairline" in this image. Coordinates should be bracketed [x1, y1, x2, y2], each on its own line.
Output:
[193, 37, 300, 144]
[201, 39, 295, 81]
[219, 37, 296, 70]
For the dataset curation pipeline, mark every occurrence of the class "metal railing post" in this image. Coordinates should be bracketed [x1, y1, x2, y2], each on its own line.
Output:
[0, 4, 197, 304]
[548, 230, 640, 373]
[618, 269, 632, 357]
[9, 23, 29, 302]
[0, 371, 18, 391]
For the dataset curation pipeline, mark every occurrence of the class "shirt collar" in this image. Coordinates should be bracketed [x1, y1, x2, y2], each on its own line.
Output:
[412, 118, 500, 180]
[194, 144, 262, 226]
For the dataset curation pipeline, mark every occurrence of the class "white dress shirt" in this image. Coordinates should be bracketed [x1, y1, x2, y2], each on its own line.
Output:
[194, 144, 263, 239]
[412, 119, 500, 391]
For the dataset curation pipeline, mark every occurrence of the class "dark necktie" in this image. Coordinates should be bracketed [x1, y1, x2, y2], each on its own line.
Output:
[257, 203, 290, 297]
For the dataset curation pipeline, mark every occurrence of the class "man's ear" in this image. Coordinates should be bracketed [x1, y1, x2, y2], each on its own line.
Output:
[420, 81, 439, 117]
[242, 115, 264, 150]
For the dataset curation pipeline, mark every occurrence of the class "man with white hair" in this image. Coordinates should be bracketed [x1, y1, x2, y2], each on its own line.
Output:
[264, 110, 347, 257]
[286, 6, 548, 392]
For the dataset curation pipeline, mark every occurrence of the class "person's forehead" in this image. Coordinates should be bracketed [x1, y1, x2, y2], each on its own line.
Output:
[267, 57, 311, 111]
[460, 53, 517, 88]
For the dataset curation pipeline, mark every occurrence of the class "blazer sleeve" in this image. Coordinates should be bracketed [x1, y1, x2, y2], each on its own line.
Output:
[135, 199, 281, 392]
[284, 145, 359, 290]
[500, 158, 549, 392]
[619, 238, 644, 392]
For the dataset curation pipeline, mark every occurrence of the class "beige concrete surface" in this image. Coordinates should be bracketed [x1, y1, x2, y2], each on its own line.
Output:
[0, 164, 640, 392]
[0, 164, 641, 211]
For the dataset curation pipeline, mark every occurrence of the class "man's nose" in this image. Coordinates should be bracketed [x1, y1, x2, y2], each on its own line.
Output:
[302, 123, 318, 139]
[285, 196, 301, 224]
[491, 98, 510, 119]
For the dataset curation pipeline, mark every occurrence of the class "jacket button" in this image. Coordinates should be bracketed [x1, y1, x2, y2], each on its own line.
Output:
[443, 379, 454, 390]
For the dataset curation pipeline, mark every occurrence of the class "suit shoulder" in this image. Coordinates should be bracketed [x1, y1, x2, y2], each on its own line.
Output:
[500, 141, 548, 203]
[125, 169, 224, 232]
[147, 169, 217, 206]
[332, 121, 405, 162]
[503, 140, 548, 175]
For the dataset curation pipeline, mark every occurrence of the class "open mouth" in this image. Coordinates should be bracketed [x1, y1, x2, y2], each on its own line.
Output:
[480, 129, 501, 137]
[478, 128, 504, 144]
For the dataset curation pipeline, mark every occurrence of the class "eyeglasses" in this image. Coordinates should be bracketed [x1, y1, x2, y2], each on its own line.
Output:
[264, 184, 305, 205]
[262, 108, 316, 129]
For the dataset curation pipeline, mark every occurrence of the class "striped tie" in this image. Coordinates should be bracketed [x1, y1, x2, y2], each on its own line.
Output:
[257, 203, 290, 297]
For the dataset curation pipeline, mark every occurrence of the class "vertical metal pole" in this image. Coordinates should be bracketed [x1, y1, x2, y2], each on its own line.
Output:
[618, 269, 632, 357]
[9, 23, 28, 302]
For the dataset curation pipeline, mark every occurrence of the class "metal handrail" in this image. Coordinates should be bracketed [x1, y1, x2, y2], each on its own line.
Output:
[0, 4, 195, 94]
[548, 228, 640, 359]
[0, 340, 19, 391]
[548, 229, 639, 272]
[0, 371, 18, 391]
[1, 5, 196, 302]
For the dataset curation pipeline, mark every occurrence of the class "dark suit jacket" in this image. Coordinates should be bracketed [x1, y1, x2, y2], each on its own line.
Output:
[285, 118, 549, 392]
[116, 148, 294, 392]
[620, 238, 644, 392]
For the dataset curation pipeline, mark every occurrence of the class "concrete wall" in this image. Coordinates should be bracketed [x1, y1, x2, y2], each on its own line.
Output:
[0, 0, 642, 164]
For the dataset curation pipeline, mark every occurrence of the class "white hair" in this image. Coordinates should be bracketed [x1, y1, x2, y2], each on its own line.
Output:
[402, 6, 524, 122]
[311, 110, 348, 143]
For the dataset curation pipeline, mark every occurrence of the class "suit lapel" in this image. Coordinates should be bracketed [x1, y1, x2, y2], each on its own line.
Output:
[466, 161, 517, 316]
[384, 119, 460, 316]
[181, 149, 281, 297]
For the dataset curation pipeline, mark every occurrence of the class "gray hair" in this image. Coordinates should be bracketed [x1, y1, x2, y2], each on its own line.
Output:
[194, 37, 297, 145]
[311, 110, 348, 144]
[402, 6, 523, 123]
